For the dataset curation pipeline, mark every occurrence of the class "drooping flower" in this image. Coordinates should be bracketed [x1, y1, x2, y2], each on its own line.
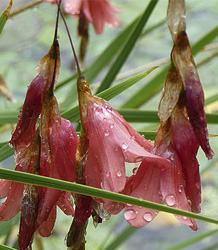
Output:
[42, 0, 121, 35]
[2, 39, 78, 249]
[166, 0, 214, 160]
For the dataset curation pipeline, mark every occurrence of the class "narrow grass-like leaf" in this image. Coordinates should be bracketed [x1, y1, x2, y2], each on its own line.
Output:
[105, 226, 138, 250]
[0, 110, 19, 124]
[56, 14, 141, 91]
[96, 0, 159, 94]
[122, 24, 218, 108]
[0, 0, 12, 35]
[99, 67, 157, 100]
[1, 169, 218, 226]
[205, 93, 218, 106]
[164, 228, 218, 250]
[138, 131, 156, 140]
[61, 70, 156, 121]
[0, 143, 14, 162]
[0, 245, 16, 250]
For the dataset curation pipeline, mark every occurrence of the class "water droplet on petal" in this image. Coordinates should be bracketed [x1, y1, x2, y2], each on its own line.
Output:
[165, 194, 176, 206]
[143, 212, 153, 222]
[96, 106, 103, 112]
[169, 154, 175, 161]
[130, 136, 136, 141]
[135, 156, 143, 163]
[105, 171, 110, 177]
[106, 106, 112, 112]
[124, 210, 136, 221]
[116, 170, 122, 177]
[183, 216, 187, 220]
[178, 184, 183, 193]
[114, 147, 118, 152]
[122, 142, 129, 150]
[109, 124, 114, 129]
[104, 130, 110, 137]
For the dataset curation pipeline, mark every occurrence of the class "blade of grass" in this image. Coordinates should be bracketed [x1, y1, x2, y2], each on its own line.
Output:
[0, 0, 12, 35]
[205, 93, 218, 106]
[164, 228, 218, 250]
[104, 226, 138, 250]
[0, 143, 14, 162]
[61, 70, 156, 121]
[0, 245, 16, 250]
[122, 24, 218, 108]
[56, 13, 142, 91]
[1, 168, 218, 226]
[96, 0, 159, 94]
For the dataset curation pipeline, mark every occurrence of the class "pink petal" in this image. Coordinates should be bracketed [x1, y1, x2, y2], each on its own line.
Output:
[89, 0, 120, 34]
[85, 97, 153, 193]
[38, 205, 56, 237]
[64, 0, 83, 17]
[160, 147, 198, 231]
[0, 181, 23, 221]
[57, 192, 75, 216]
[0, 179, 11, 199]
[10, 75, 42, 151]
[49, 118, 78, 182]
[172, 108, 201, 213]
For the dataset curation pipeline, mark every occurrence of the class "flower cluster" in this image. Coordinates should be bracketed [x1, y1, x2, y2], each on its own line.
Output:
[0, 41, 78, 250]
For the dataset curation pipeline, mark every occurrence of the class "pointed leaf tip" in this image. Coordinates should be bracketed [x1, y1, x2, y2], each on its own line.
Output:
[0, 0, 13, 35]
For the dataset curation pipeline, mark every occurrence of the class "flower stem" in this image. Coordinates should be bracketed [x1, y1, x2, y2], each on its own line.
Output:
[10, 0, 42, 18]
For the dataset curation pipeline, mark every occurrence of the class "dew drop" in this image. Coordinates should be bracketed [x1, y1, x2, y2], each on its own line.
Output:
[116, 170, 122, 177]
[106, 106, 112, 112]
[124, 210, 136, 221]
[8, 142, 13, 149]
[105, 171, 110, 177]
[104, 130, 110, 137]
[130, 136, 136, 141]
[169, 154, 175, 161]
[165, 194, 176, 206]
[122, 142, 129, 150]
[135, 156, 143, 163]
[109, 124, 114, 129]
[95, 106, 102, 112]
[183, 216, 187, 221]
[178, 184, 183, 193]
[143, 212, 153, 222]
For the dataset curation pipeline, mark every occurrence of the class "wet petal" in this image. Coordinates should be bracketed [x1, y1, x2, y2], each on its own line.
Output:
[57, 192, 74, 216]
[38, 206, 56, 237]
[172, 107, 201, 213]
[0, 179, 11, 199]
[0, 181, 24, 221]
[10, 75, 42, 151]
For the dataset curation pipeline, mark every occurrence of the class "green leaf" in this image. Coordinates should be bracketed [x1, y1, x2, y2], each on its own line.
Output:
[164, 228, 218, 250]
[0, 143, 14, 162]
[1, 168, 218, 226]
[96, 0, 159, 94]
[0, 0, 12, 35]
[61, 70, 156, 121]
[205, 93, 218, 106]
[98, 67, 157, 101]
[0, 110, 19, 124]
[104, 226, 138, 250]
[122, 24, 218, 108]
[0, 215, 19, 237]
[0, 245, 16, 250]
